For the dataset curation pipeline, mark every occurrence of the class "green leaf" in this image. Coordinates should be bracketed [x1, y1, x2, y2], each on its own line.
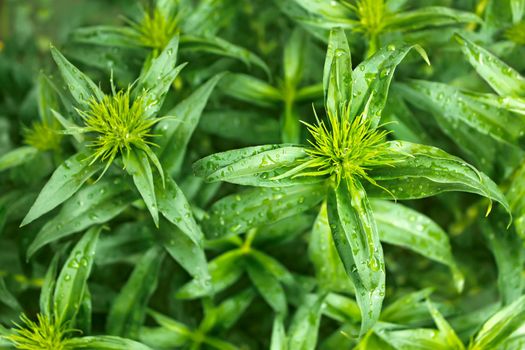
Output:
[511, 0, 525, 22]
[180, 35, 270, 76]
[350, 44, 429, 128]
[284, 27, 307, 86]
[287, 294, 325, 350]
[156, 175, 202, 244]
[481, 221, 524, 305]
[323, 293, 361, 324]
[367, 141, 511, 215]
[27, 178, 132, 257]
[123, 149, 159, 227]
[214, 288, 256, 330]
[53, 226, 101, 325]
[157, 73, 223, 174]
[50, 46, 104, 107]
[107, 246, 164, 338]
[323, 27, 352, 119]
[372, 199, 464, 292]
[142, 311, 191, 348]
[470, 295, 525, 349]
[0, 278, 20, 311]
[375, 325, 451, 350]
[326, 179, 385, 336]
[219, 73, 282, 107]
[0, 146, 38, 172]
[193, 144, 317, 187]
[176, 250, 244, 299]
[380, 289, 434, 325]
[202, 184, 326, 238]
[39, 253, 60, 317]
[246, 256, 287, 314]
[134, 34, 184, 118]
[270, 315, 287, 350]
[455, 34, 525, 97]
[309, 203, 352, 293]
[384, 7, 480, 32]
[68, 335, 153, 350]
[156, 224, 210, 293]
[37, 73, 60, 124]
[426, 301, 465, 350]
[72, 26, 142, 48]
[21, 152, 103, 226]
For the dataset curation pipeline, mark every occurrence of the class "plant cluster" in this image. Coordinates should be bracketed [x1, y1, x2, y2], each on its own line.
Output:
[0, 0, 525, 349]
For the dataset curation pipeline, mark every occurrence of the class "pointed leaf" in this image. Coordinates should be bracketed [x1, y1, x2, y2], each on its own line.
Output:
[246, 257, 287, 314]
[0, 146, 38, 172]
[69, 335, 153, 350]
[22, 152, 103, 226]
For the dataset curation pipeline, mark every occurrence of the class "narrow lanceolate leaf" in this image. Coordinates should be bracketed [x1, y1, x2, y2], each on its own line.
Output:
[28, 178, 132, 257]
[426, 301, 465, 350]
[180, 35, 270, 76]
[0, 278, 20, 311]
[366, 141, 511, 215]
[455, 34, 525, 97]
[287, 294, 325, 350]
[470, 295, 525, 350]
[323, 27, 352, 118]
[156, 225, 210, 293]
[0, 146, 38, 172]
[284, 28, 307, 86]
[156, 175, 202, 245]
[22, 152, 103, 226]
[398, 80, 525, 145]
[384, 7, 481, 32]
[40, 253, 60, 317]
[270, 315, 287, 350]
[371, 200, 464, 292]
[157, 73, 223, 174]
[50, 46, 104, 107]
[202, 183, 326, 239]
[53, 226, 101, 325]
[72, 26, 142, 48]
[37, 72, 60, 124]
[375, 326, 452, 350]
[124, 149, 159, 227]
[107, 246, 164, 338]
[481, 221, 524, 305]
[350, 44, 429, 127]
[327, 179, 385, 336]
[176, 250, 244, 299]
[68, 336, 153, 350]
[134, 34, 184, 118]
[246, 256, 287, 315]
[219, 73, 282, 107]
[214, 289, 256, 331]
[380, 288, 434, 325]
[309, 203, 352, 293]
[193, 144, 317, 187]
[511, 0, 525, 22]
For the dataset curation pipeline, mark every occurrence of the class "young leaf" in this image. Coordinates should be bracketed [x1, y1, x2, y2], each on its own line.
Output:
[0, 278, 20, 311]
[270, 315, 287, 350]
[107, 246, 165, 338]
[123, 149, 159, 227]
[39, 253, 61, 317]
[284, 28, 307, 86]
[72, 26, 142, 48]
[219, 73, 282, 107]
[384, 7, 480, 32]
[350, 44, 429, 127]
[323, 27, 352, 118]
[53, 226, 101, 325]
[21, 152, 103, 226]
[50, 46, 104, 107]
[327, 179, 385, 336]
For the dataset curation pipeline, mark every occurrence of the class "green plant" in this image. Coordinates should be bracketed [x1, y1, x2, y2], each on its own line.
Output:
[1, 1, 525, 350]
